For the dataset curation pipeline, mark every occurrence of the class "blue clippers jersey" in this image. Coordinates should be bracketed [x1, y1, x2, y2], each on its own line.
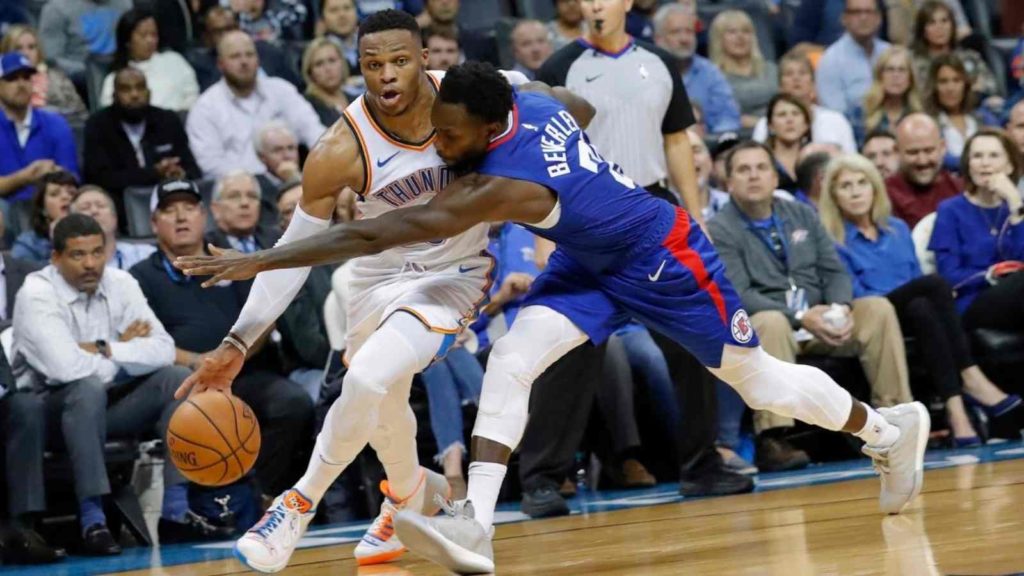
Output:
[476, 91, 677, 274]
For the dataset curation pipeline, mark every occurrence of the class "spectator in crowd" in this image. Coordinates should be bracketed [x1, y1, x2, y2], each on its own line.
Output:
[9, 214, 216, 553]
[206, 170, 281, 254]
[273, 180, 333, 402]
[84, 68, 201, 222]
[861, 128, 900, 178]
[709, 9, 777, 129]
[654, 4, 741, 135]
[788, 0, 845, 50]
[930, 129, 1024, 334]
[233, 0, 308, 42]
[99, 8, 200, 113]
[0, 52, 78, 203]
[421, 0, 498, 65]
[252, 120, 299, 227]
[69, 185, 155, 270]
[0, 244, 40, 331]
[817, 0, 891, 117]
[510, 20, 552, 81]
[625, 0, 657, 42]
[302, 38, 350, 127]
[689, 128, 730, 220]
[37, 0, 131, 81]
[851, 45, 923, 146]
[888, 0, 972, 46]
[186, 30, 325, 179]
[886, 113, 961, 227]
[927, 54, 986, 165]
[1006, 100, 1024, 160]
[12, 170, 75, 263]
[819, 153, 1023, 444]
[0, 3, 30, 35]
[319, 0, 359, 75]
[187, 6, 304, 92]
[0, 25, 87, 126]
[911, 1, 999, 104]
[752, 51, 857, 153]
[130, 179, 314, 500]
[354, 0, 424, 20]
[424, 26, 461, 72]
[795, 149, 839, 208]
[548, 0, 585, 50]
[765, 93, 811, 193]
[709, 141, 912, 471]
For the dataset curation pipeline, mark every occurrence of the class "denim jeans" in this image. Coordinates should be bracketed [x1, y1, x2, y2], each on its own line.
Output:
[716, 380, 747, 449]
[614, 327, 681, 436]
[420, 347, 484, 461]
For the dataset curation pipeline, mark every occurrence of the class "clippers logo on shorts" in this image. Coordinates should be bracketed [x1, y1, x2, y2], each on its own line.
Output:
[373, 165, 455, 208]
[731, 309, 754, 344]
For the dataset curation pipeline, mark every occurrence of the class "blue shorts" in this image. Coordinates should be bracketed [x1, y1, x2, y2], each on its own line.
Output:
[523, 206, 758, 368]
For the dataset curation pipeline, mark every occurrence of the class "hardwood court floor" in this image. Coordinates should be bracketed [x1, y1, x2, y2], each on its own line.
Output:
[113, 457, 1024, 576]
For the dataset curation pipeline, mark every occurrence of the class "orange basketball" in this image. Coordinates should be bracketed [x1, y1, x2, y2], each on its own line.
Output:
[166, 391, 261, 487]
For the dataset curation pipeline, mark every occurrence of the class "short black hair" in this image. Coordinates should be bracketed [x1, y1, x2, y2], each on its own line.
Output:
[53, 213, 104, 253]
[725, 140, 777, 178]
[358, 9, 420, 42]
[423, 25, 460, 47]
[438, 62, 513, 124]
[796, 151, 833, 193]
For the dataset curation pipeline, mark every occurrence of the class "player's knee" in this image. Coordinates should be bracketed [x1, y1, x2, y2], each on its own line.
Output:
[712, 347, 795, 413]
[474, 345, 532, 448]
[340, 364, 388, 406]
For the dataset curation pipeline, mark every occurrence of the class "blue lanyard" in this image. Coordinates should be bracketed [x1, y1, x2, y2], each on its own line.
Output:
[160, 252, 191, 284]
[742, 212, 790, 268]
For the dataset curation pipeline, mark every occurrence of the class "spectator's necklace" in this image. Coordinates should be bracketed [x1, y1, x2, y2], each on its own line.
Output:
[975, 203, 1005, 236]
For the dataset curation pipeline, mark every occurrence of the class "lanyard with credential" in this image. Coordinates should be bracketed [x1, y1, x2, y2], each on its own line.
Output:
[742, 212, 801, 297]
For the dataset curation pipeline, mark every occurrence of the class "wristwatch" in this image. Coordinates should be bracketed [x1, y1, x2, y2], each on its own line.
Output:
[794, 310, 806, 323]
[95, 339, 110, 358]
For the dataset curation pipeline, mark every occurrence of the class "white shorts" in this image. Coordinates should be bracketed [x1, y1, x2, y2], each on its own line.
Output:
[344, 252, 494, 360]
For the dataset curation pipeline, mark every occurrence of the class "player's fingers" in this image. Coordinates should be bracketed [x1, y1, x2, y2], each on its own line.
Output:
[208, 244, 225, 256]
[201, 269, 234, 289]
[174, 375, 196, 400]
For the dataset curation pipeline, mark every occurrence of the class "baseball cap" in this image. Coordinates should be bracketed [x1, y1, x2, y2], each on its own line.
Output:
[150, 179, 202, 212]
[0, 52, 36, 80]
[713, 132, 741, 160]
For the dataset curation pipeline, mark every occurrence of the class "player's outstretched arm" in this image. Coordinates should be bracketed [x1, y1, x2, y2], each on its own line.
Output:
[173, 121, 364, 399]
[176, 174, 555, 285]
[520, 81, 596, 129]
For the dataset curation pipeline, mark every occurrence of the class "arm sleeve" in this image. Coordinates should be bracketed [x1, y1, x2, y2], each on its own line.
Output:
[13, 280, 118, 384]
[171, 52, 200, 110]
[752, 116, 768, 142]
[100, 73, 114, 108]
[929, 204, 987, 289]
[186, 101, 228, 178]
[39, 4, 83, 77]
[653, 49, 695, 134]
[83, 119, 162, 190]
[281, 82, 327, 147]
[229, 205, 331, 347]
[106, 275, 176, 375]
[836, 246, 870, 299]
[705, 70, 742, 133]
[53, 117, 79, 178]
[536, 46, 576, 88]
[709, 220, 795, 321]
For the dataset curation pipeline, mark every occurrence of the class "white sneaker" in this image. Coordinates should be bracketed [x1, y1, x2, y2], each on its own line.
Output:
[234, 489, 315, 573]
[354, 467, 450, 565]
[862, 402, 930, 514]
[395, 497, 495, 575]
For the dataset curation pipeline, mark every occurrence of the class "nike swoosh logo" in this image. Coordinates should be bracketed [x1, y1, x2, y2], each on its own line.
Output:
[585, 74, 602, 83]
[459, 264, 483, 273]
[376, 151, 400, 168]
[648, 260, 666, 282]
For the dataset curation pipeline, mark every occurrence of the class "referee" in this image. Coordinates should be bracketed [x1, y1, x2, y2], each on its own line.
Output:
[522, 0, 754, 500]
[536, 0, 702, 221]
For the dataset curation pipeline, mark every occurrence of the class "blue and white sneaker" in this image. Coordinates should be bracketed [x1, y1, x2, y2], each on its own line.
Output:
[234, 489, 315, 573]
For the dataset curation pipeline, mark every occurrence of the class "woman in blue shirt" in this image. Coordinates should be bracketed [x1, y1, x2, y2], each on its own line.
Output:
[820, 153, 1021, 445]
[11, 169, 75, 263]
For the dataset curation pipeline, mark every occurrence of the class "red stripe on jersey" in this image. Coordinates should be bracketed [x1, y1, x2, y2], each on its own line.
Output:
[662, 207, 727, 324]
[487, 105, 519, 151]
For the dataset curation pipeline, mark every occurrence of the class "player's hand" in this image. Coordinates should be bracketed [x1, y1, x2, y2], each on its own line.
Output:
[175, 342, 244, 399]
[174, 245, 264, 287]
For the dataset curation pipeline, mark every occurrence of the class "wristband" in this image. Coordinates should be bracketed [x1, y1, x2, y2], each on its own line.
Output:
[223, 333, 249, 356]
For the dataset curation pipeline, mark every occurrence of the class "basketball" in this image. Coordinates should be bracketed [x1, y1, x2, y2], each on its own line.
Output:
[166, 391, 261, 487]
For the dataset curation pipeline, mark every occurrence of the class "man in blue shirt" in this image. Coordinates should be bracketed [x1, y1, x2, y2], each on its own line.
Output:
[0, 53, 79, 203]
[816, 0, 891, 116]
[653, 4, 741, 134]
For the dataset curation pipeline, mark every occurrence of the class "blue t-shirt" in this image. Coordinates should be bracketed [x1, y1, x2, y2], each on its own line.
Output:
[929, 194, 1024, 312]
[836, 217, 921, 298]
[470, 223, 540, 349]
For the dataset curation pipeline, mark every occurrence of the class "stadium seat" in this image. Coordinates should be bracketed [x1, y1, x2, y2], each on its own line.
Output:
[85, 54, 114, 112]
[124, 185, 156, 239]
[911, 212, 937, 275]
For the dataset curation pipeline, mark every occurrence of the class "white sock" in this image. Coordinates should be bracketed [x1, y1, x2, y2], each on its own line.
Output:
[466, 462, 506, 531]
[855, 403, 900, 448]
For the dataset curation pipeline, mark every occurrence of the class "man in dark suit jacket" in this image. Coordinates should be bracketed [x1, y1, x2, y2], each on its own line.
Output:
[82, 68, 201, 229]
[204, 171, 281, 254]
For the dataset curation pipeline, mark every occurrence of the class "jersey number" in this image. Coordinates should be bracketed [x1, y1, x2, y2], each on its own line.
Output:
[577, 139, 636, 189]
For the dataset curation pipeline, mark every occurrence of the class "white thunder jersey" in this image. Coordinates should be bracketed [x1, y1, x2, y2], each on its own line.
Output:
[342, 71, 488, 267]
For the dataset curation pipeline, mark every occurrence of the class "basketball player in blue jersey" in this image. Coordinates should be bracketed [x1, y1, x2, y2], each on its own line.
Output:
[177, 63, 930, 575]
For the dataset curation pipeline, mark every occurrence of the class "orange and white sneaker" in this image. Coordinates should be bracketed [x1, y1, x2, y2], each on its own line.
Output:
[234, 489, 315, 573]
[354, 467, 450, 565]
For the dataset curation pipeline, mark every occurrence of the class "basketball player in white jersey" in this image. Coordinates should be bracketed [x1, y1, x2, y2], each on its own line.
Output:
[172, 10, 526, 573]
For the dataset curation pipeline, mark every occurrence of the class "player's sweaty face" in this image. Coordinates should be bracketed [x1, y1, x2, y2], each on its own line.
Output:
[432, 101, 491, 170]
[360, 30, 428, 117]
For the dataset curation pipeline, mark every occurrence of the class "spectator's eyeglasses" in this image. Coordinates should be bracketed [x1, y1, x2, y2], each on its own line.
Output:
[845, 8, 878, 17]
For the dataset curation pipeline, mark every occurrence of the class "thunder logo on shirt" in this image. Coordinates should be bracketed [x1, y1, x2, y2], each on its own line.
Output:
[372, 165, 455, 207]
